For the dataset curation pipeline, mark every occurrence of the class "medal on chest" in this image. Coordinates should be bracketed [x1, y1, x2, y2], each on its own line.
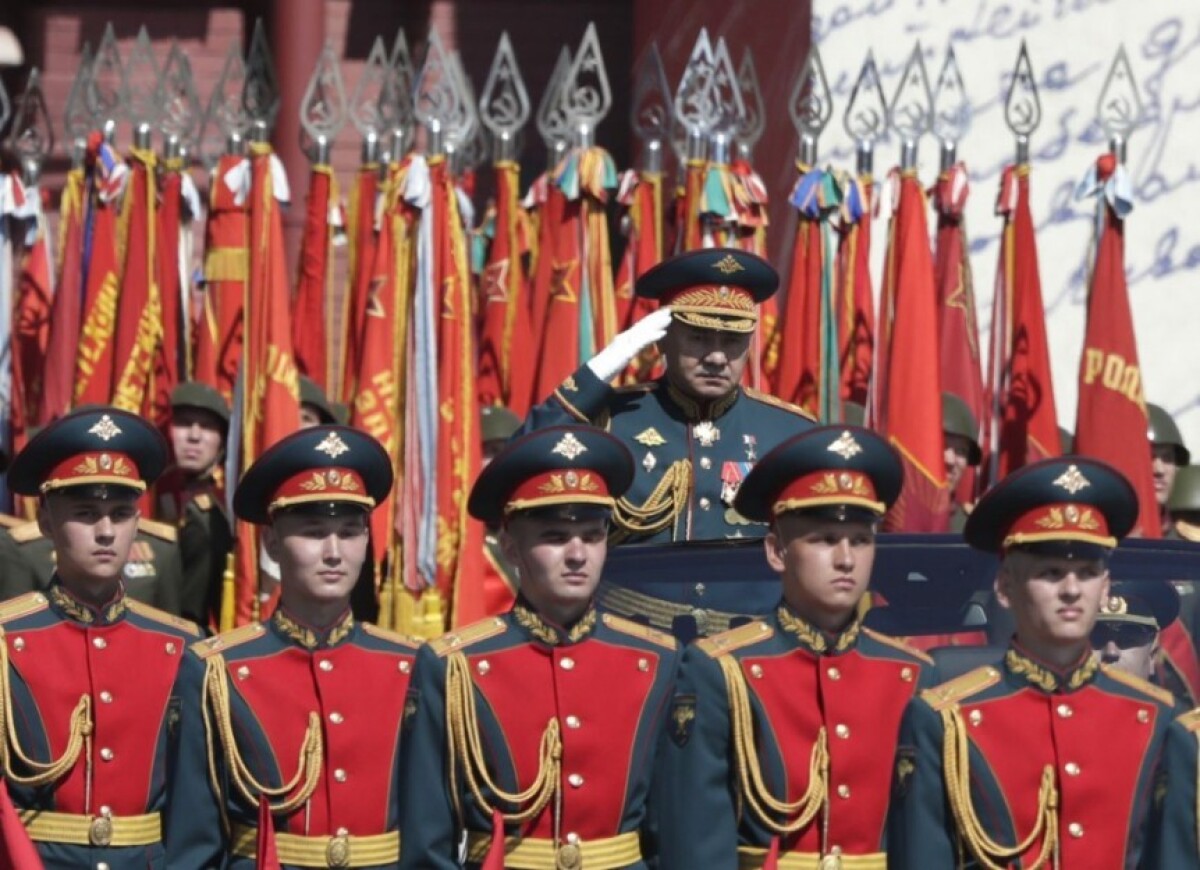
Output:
[693, 420, 720, 447]
[720, 461, 753, 506]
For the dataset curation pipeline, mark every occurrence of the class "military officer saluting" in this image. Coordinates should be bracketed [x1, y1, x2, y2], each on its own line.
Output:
[656, 425, 935, 869]
[169, 425, 419, 868]
[522, 248, 814, 545]
[399, 426, 679, 869]
[889, 457, 1179, 869]
[0, 407, 203, 866]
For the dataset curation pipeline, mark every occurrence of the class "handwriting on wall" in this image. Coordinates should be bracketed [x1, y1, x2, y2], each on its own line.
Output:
[813, 0, 1200, 446]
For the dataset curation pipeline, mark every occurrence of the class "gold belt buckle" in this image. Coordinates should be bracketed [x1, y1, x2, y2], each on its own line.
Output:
[556, 841, 582, 870]
[89, 814, 113, 847]
[326, 831, 351, 868]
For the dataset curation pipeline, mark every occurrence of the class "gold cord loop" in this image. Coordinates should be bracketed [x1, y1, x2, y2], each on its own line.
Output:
[611, 459, 692, 540]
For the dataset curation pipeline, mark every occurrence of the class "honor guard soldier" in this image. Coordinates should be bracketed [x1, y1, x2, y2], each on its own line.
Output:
[398, 426, 680, 869]
[1148, 402, 1189, 537]
[0, 407, 203, 866]
[942, 393, 982, 533]
[169, 425, 418, 869]
[158, 381, 234, 627]
[522, 248, 815, 545]
[656, 426, 936, 869]
[888, 457, 1179, 870]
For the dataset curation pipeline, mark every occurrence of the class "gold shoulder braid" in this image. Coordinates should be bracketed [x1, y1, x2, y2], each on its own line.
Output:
[445, 651, 562, 834]
[610, 459, 692, 541]
[200, 655, 324, 823]
[940, 701, 1059, 870]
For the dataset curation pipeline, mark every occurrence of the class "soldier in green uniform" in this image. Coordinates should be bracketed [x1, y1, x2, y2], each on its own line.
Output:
[942, 393, 982, 534]
[1168, 465, 1200, 542]
[1148, 402, 1189, 537]
[656, 425, 936, 869]
[299, 375, 348, 428]
[158, 381, 234, 628]
[888, 457, 1179, 870]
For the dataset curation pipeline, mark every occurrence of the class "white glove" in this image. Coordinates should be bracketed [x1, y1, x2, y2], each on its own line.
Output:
[586, 307, 673, 382]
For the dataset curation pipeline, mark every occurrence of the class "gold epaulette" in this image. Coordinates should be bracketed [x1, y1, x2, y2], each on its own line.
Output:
[9, 521, 42, 544]
[695, 620, 773, 658]
[742, 387, 817, 420]
[862, 627, 935, 665]
[920, 665, 1002, 712]
[1102, 664, 1176, 708]
[0, 592, 49, 625]
[1176, 708, 1200, 734]
[362, 621, 423, 649]
[126, 599, 202, 637]
[429, 616, 507, 658]
[190, 623, 267, 659]
[0, 514, 22, 530]
[137, 518, 178, 543]
[601, 612, 677, 650]
[1175, 519, 1200, 543]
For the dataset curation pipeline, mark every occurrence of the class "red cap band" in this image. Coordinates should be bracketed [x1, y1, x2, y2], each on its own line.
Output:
[505, 468, 614, 514]
[772, 469, 883, 519]
[1001, 502, 1116, 551]
[269, 467, 373, 514]
[43, 451, 144, 494]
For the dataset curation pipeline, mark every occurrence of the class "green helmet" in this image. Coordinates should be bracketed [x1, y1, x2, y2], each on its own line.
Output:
[1058, 427, 1074, 454]
[1147, 403, 1190, 465]
[1168, 465, 1200, 514]
[299, 375, 337, 425]
[170, 381, 231, 425]
[842, 402, 866, 427]
[942, 393, 982, 466]
[480, 405, 521, 444]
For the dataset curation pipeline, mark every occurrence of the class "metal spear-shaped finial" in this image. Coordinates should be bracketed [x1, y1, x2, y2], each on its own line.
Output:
[1003, 41, 1041, 164]
[706, 36, 745, 162]
[889, 43, 933, 169]
[447, 51, 484, 171]
[413, 29, 471, 157]
[842, 51, 888, 175]
[536, 46, 573, 162]
[350, 36, 398, 149]
[157, 42, 203, 159]
[200, 38, 251, 165]
[788, 44, 832, 165]
[479, 33, 530, 162]
[561, 22, 612, 147]
[673, 29, 716, 162]
[87, 23, 128, 137]
[1096, 46, 1142, 164]
[64, 42, 94, 160]
[630, 42, 671, 172]
[735, 49, 765, 162]
[299, 39, 348, 164]
[0, 73, 9, 141]
[932, 45, 970, 171]
[387, 28, 415, 142]
[5, 68, 54, 180]
[244, 18, 281, 137]
[126, 25, 161, 142]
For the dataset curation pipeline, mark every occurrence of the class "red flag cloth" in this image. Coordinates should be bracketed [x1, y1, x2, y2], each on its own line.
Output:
[613, 168, 664, 384]
[73, 135, 127, 406]
[932, 162, 985, 503]
[679, 157, 707, 253]
[835, 174, 876, 410]
[292, 164, 332, 391]
[194, 153, 250, 403]
[231, 144, 301, 627]
[153, 158, 187, 432]
[1160, 621, 1200, 704]
[12, 186, 54, 452]
[524, 170, 565, 405]
[730, 159, 774, 392]
[476, 159, 535, 417]
[1073, 155, 1159, 536]
[255, 795, 282, 870]
[878, 170, 950, 531]
[985, 165, 1060, 482]
[340, 164, 380, 401]
[40, 166, 86, 424]
[0, 780, 42, 869]
[111, 148, 162, 418]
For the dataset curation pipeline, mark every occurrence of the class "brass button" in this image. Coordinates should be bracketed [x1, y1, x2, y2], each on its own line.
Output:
[900, 667, 913, 682]
[565, 832, 580, 844]
[99, 691, 113, 704]
[827, 667, 841, 680]
[399, 661, 411, 673]
[165, 642, 177, 655]
[557, 842, 582, 870]
[477, 660, 491, 676]
[99, 747, 114, 762]
[750, 664, 764, 679]
[1065, 762, 1081, 776]
[638, 658, 649, 672]
[568, 773, 584, 788]
[333, 768, 347, 782]
[700, 457, 712, 470]
[93, 637, 107, 650]
[565, 715, 581, 729]
[560, 657, 575, 671]
[699, 497, 711, 510]
[11, 637, 24, 652]
[329, 712, 344, 724]
[969, 710, 983, 726]
[319, 660, 334, 672]
[835, 724, 850, 739]
[1068, 822, 1084, 838]
[97, 864, 111, 870]
[837, 784, 851, 799]
[1137, 709, 1150, 723]
[236, 666, 250, 680]
[1056, 703, 1072, 718]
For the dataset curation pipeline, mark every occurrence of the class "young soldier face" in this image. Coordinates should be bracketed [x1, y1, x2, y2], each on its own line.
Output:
[995, 551, 1110, 651]
[169, 407, 225, 473]
[39, 492, 140, 585]
[1150, 443, 1179, 507]
[659, 322, 752, 401]
[264, 510, 369, 606]
[766, 514, 876, 627]
[943, 434, 972, 491]
[501, 515, 608, 616]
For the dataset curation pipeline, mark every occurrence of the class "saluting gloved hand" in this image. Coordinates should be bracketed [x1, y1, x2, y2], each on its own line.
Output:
[586, 307, 674, 382]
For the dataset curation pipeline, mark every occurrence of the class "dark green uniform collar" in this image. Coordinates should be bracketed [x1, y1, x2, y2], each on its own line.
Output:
[776, 602, 862, 656]
[511, 598, 598, 646]
[270, 607, 355, 650]
[1004, 643, 1099, 693]
[661, 378, 740, 423]
[49, 580, 128, 626]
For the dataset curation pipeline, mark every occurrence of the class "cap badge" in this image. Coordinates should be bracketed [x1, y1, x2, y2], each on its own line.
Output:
[635, 427, 666, 447]
[1054, 465, 1090, 494]
[98, 453, 113, 470]
[1104, 595, 1128, 615]
[712, 253, 744, 275]
[564, 470, 579, 488]
[315, 432, 350, 458]
[552, 432, 587, 460]
[88, 415, 122, 442]
[827, 430, 862, 460]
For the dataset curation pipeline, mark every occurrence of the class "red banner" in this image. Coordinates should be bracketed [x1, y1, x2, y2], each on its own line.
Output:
[340, 164, 380, 401]
[40, 167, 85, 424]
[613, 168, 664, 384]
[524, 170, 566, 406]
[836, 174, 876, 410]
[292, 164, 333, 391]
[12, 186, 54, 454]
[153, 158, 187, 432]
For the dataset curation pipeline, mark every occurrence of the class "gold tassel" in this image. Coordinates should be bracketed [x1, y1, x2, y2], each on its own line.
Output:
[219, 550, 237, 633]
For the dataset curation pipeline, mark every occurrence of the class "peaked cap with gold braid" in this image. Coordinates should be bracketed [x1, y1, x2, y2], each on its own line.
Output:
[635, 248, 778, 334]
